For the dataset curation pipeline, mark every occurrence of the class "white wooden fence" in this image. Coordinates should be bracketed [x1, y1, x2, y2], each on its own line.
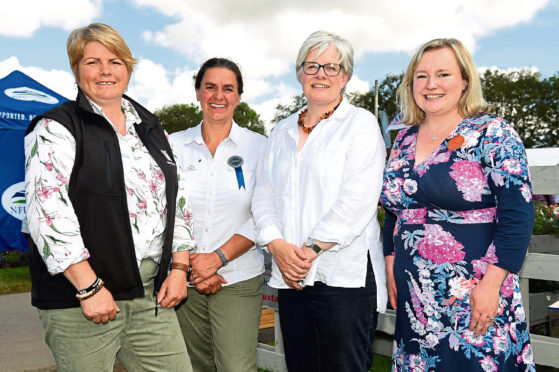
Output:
[257, 165, 559, 370]
[519, 165, 559, 368]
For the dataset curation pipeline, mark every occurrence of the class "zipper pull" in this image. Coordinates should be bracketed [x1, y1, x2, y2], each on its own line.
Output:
[154, 296, 159, 317]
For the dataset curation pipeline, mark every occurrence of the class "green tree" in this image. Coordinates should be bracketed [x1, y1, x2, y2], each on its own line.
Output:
[541, 73, 559, 147]
[271, 95, 307, 124]
[481, 69, 559, 148]
[233, 102, 267, 135]
[155, 103, 202, 134]
[155, 102, 267, 136]
[346, 73, 403, 122]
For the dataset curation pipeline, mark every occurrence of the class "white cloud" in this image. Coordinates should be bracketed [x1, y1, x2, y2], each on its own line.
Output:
[346, 75, 370, 95]
[478, 65, 541, 80]
[0, 0, 102, 37]
[128, 59, 199, 111]
[0, 0, 550, 131]
[0, 57, 76, 99]
[131, 0, 550, 126]
[136, 0, 550, 73]
[250, 81, 301, 133]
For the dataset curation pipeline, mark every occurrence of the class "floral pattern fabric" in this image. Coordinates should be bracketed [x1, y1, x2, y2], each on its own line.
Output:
[25, 98, 195, 275]
[381, 114, 535, 371]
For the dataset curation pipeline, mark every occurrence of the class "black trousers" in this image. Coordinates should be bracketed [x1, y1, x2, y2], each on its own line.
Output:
[278, 256, 378, 372]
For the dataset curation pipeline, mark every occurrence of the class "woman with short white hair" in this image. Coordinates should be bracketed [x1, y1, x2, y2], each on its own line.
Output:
[252, 30, 387, 372]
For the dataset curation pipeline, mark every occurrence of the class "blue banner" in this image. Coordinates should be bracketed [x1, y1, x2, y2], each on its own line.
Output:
[0, 70, 68, 252]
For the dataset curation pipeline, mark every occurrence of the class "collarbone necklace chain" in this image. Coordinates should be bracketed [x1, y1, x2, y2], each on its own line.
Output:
[424, 121, 453, 142]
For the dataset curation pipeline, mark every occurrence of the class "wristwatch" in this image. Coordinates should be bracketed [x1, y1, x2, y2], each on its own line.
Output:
[304, 238, 322, 254]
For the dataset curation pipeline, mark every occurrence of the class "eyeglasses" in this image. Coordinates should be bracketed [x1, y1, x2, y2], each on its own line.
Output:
[301, 62, 344, 76]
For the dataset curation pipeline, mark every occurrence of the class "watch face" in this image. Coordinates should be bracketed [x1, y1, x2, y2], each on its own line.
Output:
[305, 238, 314, 247]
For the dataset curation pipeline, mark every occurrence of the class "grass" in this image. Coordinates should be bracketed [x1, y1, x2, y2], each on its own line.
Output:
[371, 354, 392, 371]
[0, 266, 31, 295]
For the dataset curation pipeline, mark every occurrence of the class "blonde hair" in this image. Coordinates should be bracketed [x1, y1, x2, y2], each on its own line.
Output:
[397, 38, 491, 125]
[67, 23, 137, 81]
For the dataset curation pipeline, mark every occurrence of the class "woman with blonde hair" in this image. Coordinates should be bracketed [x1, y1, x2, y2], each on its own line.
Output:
[25, 23, 194, 371]
[382, 38, 535, 371]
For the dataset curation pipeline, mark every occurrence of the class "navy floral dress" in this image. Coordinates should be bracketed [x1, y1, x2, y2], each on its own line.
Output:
[381, 114, 535, 371]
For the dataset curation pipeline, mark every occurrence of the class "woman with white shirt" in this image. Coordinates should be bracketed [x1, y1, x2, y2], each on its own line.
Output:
[252, 30, 387, 372]
[170, 58, 265, 372]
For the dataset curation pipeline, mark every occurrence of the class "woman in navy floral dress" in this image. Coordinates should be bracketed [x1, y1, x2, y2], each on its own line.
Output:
[381, 38, 535, 371]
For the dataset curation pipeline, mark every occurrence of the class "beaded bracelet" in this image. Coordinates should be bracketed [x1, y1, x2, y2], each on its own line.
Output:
[75, 278, 104, 301]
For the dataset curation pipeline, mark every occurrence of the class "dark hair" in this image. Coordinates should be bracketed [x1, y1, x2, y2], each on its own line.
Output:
[194, 58, 244, 94]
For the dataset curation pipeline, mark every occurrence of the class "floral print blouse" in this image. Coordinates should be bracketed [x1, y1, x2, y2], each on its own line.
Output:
[24, 97, 195, 274]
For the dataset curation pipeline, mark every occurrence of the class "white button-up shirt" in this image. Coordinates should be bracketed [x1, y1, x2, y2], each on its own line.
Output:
[252, 98, 387, 311]
[170, 122, 266, 286]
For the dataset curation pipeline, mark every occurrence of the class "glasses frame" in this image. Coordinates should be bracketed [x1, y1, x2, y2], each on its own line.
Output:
[301, 62, 344, 77]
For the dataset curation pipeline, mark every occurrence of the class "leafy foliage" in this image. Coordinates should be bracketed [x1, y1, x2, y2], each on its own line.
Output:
[0, 250, 29, 268]
[346, 73, 403, 123]
[155, 103, 202, 134]
[271, 95, 307, 124]
[233, 102, 267, 135]
[533, 202, 559, 236]
[481, 69, 559, 148]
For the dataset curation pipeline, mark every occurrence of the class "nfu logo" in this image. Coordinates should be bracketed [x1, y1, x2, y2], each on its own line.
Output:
[1, 182, 26, 221]
[4, 86, 59, 104]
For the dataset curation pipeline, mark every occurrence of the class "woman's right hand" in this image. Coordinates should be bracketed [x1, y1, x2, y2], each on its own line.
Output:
[268, 239, 312, 282]
[63, 261, 119, 323]
[385, 255, 397, 310]
[80, 287, 120, 324]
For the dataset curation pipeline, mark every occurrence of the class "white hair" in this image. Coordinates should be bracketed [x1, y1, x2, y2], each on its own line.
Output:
[295, 30, 354, 94]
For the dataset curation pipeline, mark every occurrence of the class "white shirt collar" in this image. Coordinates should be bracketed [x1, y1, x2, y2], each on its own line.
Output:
[185, 120, 242, 147]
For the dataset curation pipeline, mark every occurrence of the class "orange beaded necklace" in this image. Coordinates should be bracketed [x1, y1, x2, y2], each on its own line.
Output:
[297, 96, 343, 134]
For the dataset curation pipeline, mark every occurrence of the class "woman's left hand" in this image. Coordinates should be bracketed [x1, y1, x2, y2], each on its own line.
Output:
[469, 264, 508, 337]
[157, 269, 188, 308]
[190, 252, 222, 284]
[283, 274, 303, 291]
[194, 274, 227, 295]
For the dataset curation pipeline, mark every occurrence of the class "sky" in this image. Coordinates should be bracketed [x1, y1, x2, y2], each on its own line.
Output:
[1, 0, 558, 129]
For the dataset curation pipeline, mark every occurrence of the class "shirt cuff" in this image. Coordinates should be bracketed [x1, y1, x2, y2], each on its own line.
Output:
[256, 224, 284, 248]
[235, 219, 256, 243]
[172, 240, 196, 252]
[49, 249, 90, 275]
